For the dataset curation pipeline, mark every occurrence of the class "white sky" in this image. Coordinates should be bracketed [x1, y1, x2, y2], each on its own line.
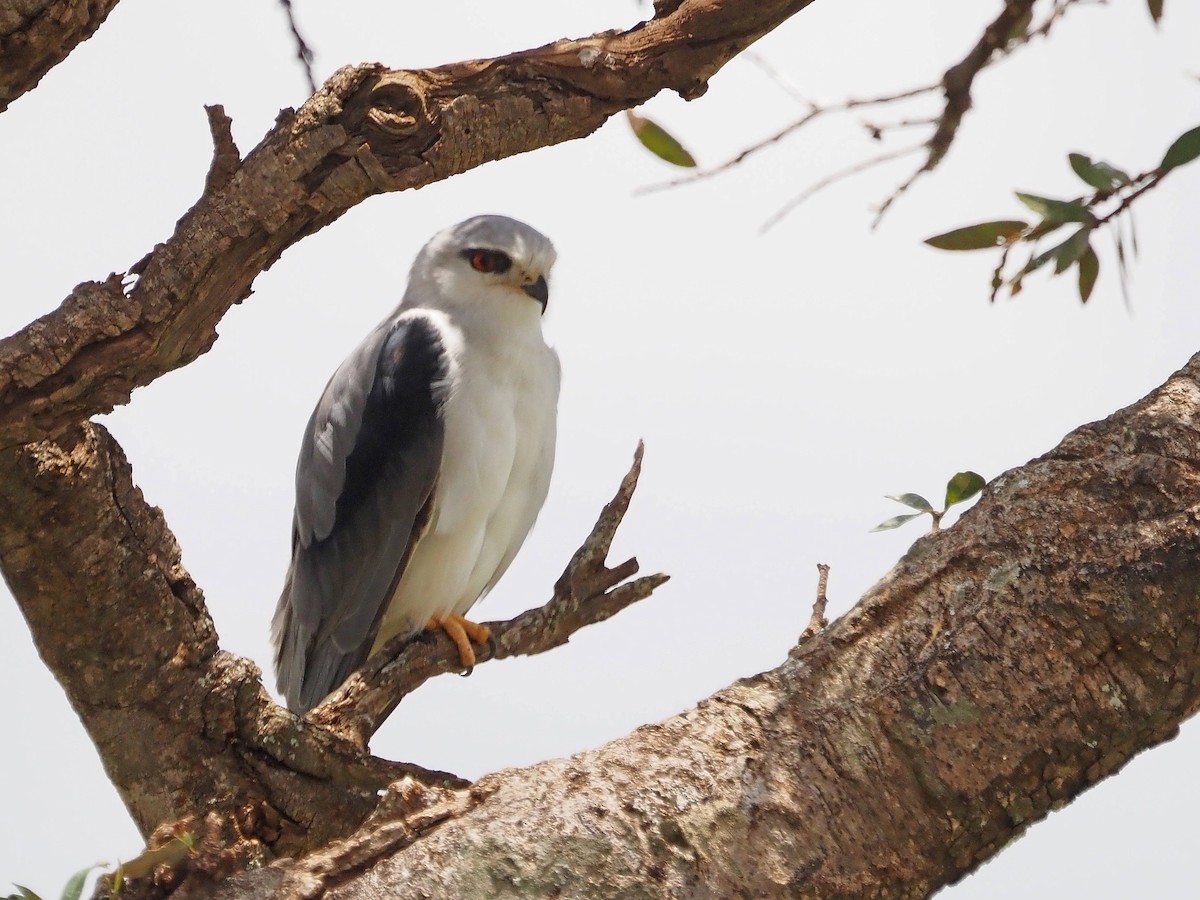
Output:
[2, 0, 1199, 896]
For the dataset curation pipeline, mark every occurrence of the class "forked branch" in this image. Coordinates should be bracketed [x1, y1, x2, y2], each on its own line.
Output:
[307, 442, 669, 748]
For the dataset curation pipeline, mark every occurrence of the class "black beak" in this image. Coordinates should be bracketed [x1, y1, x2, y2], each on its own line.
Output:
[522, 275, 549, 313]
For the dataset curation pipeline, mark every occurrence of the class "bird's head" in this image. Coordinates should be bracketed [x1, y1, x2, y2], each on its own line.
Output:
[407, 215, 557, 321]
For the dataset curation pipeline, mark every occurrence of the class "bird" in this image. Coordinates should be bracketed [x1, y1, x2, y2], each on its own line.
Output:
[272, 214, 560, 714]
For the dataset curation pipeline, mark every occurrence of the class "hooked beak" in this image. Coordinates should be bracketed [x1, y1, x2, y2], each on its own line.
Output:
[522, 275, 549, 313]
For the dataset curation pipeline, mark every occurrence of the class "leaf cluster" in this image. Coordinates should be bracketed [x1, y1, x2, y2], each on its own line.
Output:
[872, 471, 986, 533]
[925, 124, 1200, 304]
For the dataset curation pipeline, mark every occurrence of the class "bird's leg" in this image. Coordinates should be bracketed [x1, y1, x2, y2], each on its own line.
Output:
[426, 614, 492, 674]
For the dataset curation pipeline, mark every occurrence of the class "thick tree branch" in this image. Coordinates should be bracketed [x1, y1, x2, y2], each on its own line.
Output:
[309, 442, 669, 747]
[0, 423, 661, 858]
[0, 423, 465, 855]
[0, 0, 815, 450]
[0, 0, 120, 113]
[204, 350, 1200, 897]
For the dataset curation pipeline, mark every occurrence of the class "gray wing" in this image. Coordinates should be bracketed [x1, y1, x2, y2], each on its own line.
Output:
[272, 312, 449, 713]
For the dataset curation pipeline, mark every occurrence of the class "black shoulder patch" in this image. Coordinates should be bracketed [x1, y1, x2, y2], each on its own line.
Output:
[333, 315, 448, 528]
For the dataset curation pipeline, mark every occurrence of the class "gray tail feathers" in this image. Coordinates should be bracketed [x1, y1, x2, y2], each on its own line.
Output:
[271, 568, 309, 712]
[271, 567, 363, 715]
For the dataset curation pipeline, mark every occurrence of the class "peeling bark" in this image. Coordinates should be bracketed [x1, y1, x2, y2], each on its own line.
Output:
[0, 0, 121, 113]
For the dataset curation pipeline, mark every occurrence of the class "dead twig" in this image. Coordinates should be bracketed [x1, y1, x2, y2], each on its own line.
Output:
[800, 563, 830, 642]
[637, 83, 938, 197]
[203, 105, 241, 193]
[307, 442, 669, 749]
[871, 0, 1040, 226]
[278, 0, 318, 95]
[760, 144, 924, 233]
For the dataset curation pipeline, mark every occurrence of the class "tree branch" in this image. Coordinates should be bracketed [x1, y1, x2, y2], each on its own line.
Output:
[642, 0, 1090, 230]
[206, 349, 1200, 897]
[0, 421, 661, 862]
[0, 0, 121, 113]
[0, 422, 463, 855]
[276, 0, 317, 95]
[0, 0, 816, 450]
[308, 442, 669, 747]
[872, 0, 1042, 224]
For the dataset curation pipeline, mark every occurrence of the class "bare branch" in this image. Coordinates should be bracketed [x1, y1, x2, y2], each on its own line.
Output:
[202, 104, 241, 194]
[308, 442, 670, 748]
[645, 0, 1099, 229]
[760, 143, 924, 233]
[922, 0, 1038, 177]
[0, 0, 122, 114]
[742, 50, 817, 107]
[873, 0, 1088, 225]
[638, 82, 937, 196]
[277, 0, 318, 95]
[799, 562, 830, 642]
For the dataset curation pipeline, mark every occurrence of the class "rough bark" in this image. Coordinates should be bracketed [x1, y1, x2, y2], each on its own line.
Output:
[0, 420, 662, 861]
[0, 0, 121, 113]
[0, 422, 463, 857]
[203, 352, 1200, 898]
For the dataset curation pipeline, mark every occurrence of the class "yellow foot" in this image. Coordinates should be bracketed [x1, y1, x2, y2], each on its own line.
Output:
[426, 614, 492, 671]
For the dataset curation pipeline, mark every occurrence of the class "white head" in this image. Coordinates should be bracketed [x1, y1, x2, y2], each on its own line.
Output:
[403, 215, 557, 324]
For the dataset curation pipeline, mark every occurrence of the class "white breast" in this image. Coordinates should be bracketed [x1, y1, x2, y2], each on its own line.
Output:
[370, 313, 560, 652]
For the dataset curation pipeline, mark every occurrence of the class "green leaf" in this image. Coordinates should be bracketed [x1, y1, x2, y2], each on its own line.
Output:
[1161, 124, 1200, 171]
[8, 888, 43, 900]
[871, 512, 923, 532]
[945, 471, 985, 507]
[1077, 245, 1099, 303]
[59, 867, 102, 900]
[626, 111, 697, 168]
[924, 220, 1027, 251]
[885, 493, 934, 512]
[1015, 192, 1092, 225]
[1053, 227, 1093, 274]
[1147, 0, 1164, 24]
[1067, 153, 1129, 190]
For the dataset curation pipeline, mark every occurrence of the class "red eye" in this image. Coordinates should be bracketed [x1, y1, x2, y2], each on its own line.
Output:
[466, 249, 512, 274]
